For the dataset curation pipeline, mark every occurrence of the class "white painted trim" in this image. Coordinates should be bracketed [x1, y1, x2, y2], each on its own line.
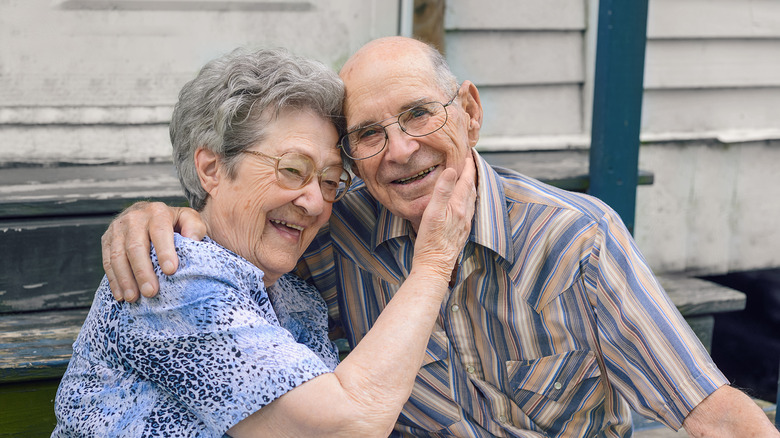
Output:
[399, 0, 414, 37]
[582, 0, 599, 138]
[476, 135, 591, 152]
[641, 129, 780, 144]
[476, 129, 780, 152]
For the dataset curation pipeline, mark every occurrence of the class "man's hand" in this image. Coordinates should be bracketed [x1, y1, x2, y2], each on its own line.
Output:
[101, 202, 206, 302]
[682, 384, 779, 437]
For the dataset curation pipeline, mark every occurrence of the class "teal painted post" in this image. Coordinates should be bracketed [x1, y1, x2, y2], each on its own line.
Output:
[588, 0, 649, 234]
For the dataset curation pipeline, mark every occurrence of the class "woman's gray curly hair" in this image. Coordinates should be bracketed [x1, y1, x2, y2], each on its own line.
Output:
[170, 47, 345, 211]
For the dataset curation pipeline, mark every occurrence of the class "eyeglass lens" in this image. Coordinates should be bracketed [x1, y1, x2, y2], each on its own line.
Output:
[275, 153, 350, 202]
[345, 101, 448, 160]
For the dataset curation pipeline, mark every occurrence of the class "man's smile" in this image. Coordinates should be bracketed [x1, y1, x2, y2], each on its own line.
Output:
[393, 165, 438, 185]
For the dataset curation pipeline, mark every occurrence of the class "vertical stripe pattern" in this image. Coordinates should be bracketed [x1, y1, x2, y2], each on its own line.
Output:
[296, 151, 727, 437]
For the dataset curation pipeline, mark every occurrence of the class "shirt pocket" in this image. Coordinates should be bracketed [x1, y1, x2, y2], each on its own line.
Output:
[397, 330, 462, 431]
[506, 349, 601, 410]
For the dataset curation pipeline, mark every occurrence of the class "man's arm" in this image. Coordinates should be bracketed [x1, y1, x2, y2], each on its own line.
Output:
[682, 385, 779, 437]
[101, 201, 206, 302]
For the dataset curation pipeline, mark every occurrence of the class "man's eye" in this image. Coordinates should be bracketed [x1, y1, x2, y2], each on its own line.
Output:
[357, 126, 382, 140]
[408, 106, 432, 119]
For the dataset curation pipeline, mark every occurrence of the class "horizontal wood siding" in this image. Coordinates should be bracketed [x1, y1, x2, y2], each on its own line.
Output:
[1, 1, 380, 107]
[446, 32, 584, 86]
[0, 0, 400, 164]
[445, 0, 586, 30]
[479, 85, 583, 137]
[648, 0, 780, 39]
[445, 1, 587, 140]
[643, 0, 780, 135]
[0, 124, 172, 165]
[642, 88, 780, 133]
[645, 39, 780, 89]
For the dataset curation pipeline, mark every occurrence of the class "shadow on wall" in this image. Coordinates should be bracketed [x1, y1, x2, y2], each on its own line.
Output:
[702, 268, 780, 403]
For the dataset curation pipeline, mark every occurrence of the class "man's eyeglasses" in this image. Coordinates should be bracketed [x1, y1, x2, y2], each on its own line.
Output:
[339, 93, 458, 161]
[241, 150, 352, 203]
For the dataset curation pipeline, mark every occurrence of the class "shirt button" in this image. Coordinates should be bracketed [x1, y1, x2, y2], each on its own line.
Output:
[554, 382, 563, 390]
[451, 304, 460, 312]
[466, 365, 475, 374]
[498, 415, 507, 423]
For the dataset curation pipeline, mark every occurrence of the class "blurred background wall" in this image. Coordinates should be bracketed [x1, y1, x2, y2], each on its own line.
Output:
[2, 0, 779, 276]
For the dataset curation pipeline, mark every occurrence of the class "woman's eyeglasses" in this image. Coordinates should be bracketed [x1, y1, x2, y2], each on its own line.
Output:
[241, 150, 352, 203]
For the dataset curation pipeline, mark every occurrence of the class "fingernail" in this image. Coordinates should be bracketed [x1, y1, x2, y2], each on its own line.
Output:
[140, 283, 154, 297]
[124, 290, 137, 302]
[163, 261, 175, 273]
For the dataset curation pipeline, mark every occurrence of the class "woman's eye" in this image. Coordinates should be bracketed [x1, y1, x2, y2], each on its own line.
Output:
[280, 167, 304, 178]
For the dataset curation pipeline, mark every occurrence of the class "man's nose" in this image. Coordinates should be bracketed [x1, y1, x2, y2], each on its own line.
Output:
[382, 123, 419, 164]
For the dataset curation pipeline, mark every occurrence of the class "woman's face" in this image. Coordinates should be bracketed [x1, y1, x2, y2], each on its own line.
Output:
[202, 108, 341, 285]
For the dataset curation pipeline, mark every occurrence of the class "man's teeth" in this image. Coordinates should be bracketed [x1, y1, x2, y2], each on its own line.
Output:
[270, 219, 303, 231]
[397, 166, 436, 184]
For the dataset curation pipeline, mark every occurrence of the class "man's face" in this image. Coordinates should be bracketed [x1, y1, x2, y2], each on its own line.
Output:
[341, 45, 476, 230]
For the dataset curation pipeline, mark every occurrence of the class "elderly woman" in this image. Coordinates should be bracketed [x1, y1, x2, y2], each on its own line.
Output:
[52, 48, 475, 437]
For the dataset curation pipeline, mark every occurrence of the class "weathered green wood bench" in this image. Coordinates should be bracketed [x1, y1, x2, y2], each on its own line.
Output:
[0, 152, 746, 436]
[0, 163, 187, 437]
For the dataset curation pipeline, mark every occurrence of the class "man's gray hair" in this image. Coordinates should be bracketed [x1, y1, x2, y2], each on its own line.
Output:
[421, 42, 459, 96]
[170, 47, 345, 211]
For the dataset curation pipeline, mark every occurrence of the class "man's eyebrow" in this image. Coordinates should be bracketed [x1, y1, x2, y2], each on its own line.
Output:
[348, 97, 432, 132]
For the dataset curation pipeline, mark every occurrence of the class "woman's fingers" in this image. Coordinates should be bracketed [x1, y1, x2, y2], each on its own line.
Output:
[414, 154, 478, 275]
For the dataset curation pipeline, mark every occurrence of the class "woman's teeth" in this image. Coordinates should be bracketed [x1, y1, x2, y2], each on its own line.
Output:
[397, 166, 436, 184]
[270, 219, 303, 231]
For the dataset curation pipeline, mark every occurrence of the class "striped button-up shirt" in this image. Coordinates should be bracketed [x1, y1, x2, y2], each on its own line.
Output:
[297, 151, 727, 437]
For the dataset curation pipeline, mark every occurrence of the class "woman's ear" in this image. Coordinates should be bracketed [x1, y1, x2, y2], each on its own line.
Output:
[194, 147, 220, 194]
[458, 80, 483, 147]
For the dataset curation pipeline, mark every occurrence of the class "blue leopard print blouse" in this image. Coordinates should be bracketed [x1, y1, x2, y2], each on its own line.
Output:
[52, 234, 339, 437]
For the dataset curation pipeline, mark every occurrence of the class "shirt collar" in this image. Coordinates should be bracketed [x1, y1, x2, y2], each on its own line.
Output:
[371, 150, 515, 265]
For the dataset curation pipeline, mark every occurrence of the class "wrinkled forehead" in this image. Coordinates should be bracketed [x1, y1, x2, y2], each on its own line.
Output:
[342, 61, 442, 129]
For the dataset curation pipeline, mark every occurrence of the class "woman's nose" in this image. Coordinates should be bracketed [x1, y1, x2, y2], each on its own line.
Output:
[293, 177, 325, 216]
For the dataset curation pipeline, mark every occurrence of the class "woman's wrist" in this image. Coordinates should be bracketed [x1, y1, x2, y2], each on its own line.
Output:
[407, 265, 453, 294]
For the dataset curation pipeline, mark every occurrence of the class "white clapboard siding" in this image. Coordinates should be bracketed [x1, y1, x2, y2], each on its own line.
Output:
[645, 39, 780, 89]
[0, 0, 396, 108]
[478, 85, 582, 137]
[0, 125, 171, 164]
[446, 0, 586, 30]
[642, 88, 780, 133]
[445, 0, 587, 142]
[648, 0, 780, 39]
[0, 106, 173, 125]
[446, 31, 584, 86]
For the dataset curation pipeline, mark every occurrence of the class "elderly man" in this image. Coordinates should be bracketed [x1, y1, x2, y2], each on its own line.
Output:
[103, 37, 777, 437]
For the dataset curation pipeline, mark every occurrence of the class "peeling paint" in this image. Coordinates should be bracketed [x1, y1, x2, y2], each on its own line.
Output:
[22, 283, 47, 290]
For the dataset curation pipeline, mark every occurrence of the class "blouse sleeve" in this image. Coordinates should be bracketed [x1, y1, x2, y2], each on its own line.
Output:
[116, 237, 332, 435]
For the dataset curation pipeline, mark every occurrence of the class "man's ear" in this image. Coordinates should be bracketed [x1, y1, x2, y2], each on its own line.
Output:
[194, 147, 220, 194]
[458, 80, 483, 147]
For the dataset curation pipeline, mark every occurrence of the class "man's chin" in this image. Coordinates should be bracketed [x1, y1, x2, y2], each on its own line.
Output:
[389, 197, 431, 230]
